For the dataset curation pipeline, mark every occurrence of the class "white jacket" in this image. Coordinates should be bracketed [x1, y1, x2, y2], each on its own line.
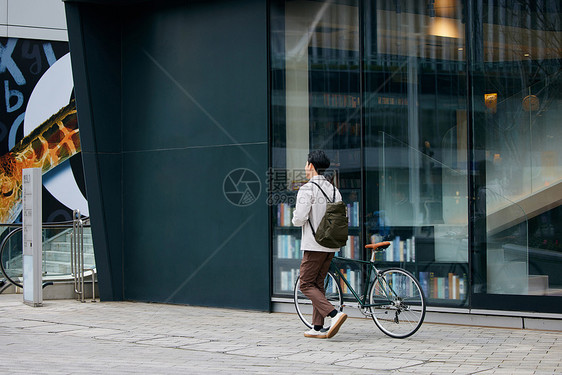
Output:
[292, 175, 343, 252]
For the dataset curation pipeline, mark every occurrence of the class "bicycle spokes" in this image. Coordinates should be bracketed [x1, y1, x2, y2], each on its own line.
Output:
[369, 268, 426, 338]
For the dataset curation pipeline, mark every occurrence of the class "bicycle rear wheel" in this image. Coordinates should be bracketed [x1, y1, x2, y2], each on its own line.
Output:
[294, 272, 343, 329]
[369, 268, 426, 338]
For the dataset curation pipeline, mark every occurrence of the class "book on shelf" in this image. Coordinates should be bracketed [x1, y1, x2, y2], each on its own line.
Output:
[419, 271, 429, 298]
[277, 203, 295, 227]
[369, 234, 415, 262]
[418, 271, 467, 300]
[339, 268, 361, 295]
[325, 274, 339, 295]
[377, 273, 415, 297]
[279, 268, 298, 292]
[339, 235, 360, 259]
[276, 234, 301, 259]
[438, 277, 445, 299]
[347, 201, 359, 227]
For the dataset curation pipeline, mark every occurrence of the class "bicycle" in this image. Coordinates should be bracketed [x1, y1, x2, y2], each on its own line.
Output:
[294, 241, 426, 338]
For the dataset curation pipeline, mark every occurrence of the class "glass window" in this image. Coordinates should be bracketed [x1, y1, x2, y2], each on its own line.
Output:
[470, 1, 562, 299]
[270, 0, 562, 313]
[270, 0, 360, 296]
[363, 0, 469, 307]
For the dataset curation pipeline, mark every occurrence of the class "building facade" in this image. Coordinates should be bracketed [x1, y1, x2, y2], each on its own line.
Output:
[63, 0, 562, 320]
[1, 0, 68, 41]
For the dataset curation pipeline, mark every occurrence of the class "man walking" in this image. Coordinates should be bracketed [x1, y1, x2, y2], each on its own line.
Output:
[292, 150, 347, 338]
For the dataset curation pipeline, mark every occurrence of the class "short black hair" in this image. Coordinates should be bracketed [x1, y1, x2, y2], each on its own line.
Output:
[308, 150, 330, 175]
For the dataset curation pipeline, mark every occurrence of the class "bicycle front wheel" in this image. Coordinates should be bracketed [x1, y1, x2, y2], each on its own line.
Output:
[369, 268, 426, 338]
[294, 272, 343, 329]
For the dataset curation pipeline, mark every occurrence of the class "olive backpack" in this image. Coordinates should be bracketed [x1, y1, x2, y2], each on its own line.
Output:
[307, 181, 349, 248]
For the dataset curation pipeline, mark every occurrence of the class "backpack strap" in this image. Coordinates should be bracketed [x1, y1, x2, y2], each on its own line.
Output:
[308, 218, 316, 237]
[307, 180, 336, 236]
[309, 181, 334, 203]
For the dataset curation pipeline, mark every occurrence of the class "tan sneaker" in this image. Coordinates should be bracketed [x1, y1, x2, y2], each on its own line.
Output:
[326, 312, 347, 338]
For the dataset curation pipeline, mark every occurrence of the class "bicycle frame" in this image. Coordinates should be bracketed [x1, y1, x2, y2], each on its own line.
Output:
[295, 246, 426, 338]
[330, 256, 396, 309]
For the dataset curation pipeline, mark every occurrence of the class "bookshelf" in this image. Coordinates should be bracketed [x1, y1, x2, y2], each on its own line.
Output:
[370, 234, 417, 262]
[275, 209, 470, 306]
[368, 226, 469, 307]
[337, 266, 362, 297]
[418, 266, 468, 303]
[273, 190, 362, 295]
[272, 164, 469, 306]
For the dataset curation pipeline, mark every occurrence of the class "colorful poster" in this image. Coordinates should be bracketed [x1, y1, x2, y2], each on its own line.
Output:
[0, 37, 86, 223]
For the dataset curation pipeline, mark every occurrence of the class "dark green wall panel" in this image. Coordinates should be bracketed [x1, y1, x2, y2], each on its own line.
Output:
[123, 144, 268, 308]
[122, 1, 267, 152]
[66, 0, 270, 309]
[121, 0, 269, 310]
[65, 3, 124, 300]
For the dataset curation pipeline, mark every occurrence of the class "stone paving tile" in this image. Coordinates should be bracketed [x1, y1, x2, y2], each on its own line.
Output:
[277, 349, 365, 365]
[393, 362, 496, 374]
[135, 335, 210, 348]
[17, 322, 91, 334]
[179, 341, 252, 353]
[226, 345, 304, 358]
[336, 355, 424, 371]
[0, 294, 561, 374]
[0, 319, 51, 329]
[93, 331, 169, 343]
[57, 327, 123, 337]
[0, 316, 22, 324]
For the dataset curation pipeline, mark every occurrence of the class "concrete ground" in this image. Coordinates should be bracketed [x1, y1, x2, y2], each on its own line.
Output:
[0, 294, 560, 374]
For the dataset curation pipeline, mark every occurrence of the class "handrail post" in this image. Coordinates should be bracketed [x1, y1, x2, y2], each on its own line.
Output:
[71, 213, 75, 296]
[80, 216, 84, 301]
[71, 211, 76, 297]
[72, 209, 85, 302]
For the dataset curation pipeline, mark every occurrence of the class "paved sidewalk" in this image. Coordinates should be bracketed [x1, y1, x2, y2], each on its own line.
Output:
[0, 294, 560, 374]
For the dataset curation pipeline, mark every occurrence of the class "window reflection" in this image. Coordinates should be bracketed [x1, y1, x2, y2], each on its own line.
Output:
[472, 1, 562, 297]
[364, 0, 469, 306]
[270, 0, 562, 310]
[271, 0, 361, 296]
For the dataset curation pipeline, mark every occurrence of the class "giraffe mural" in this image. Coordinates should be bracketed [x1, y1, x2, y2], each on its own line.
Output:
[0, 100, 78, 222]
[1, 38, 84, 223]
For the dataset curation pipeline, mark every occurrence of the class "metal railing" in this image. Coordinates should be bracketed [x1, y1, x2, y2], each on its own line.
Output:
[0, 226, 24, 289]
[71, 209, 95, 302]
[0, 213, 95, 300]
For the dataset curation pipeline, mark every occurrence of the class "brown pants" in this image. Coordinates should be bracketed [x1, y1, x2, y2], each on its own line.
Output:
[299, 251, 336, 326]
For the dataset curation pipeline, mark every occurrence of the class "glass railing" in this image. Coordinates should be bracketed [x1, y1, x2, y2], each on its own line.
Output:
[0, 221, 94, 288]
